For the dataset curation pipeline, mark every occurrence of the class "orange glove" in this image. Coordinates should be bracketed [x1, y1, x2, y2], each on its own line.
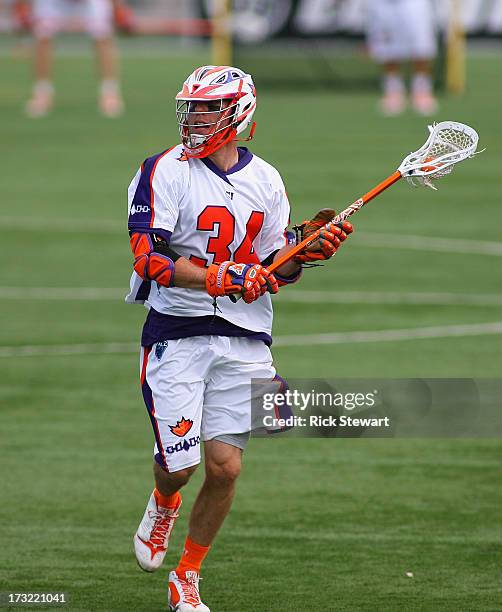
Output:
[206, 261, 279, 304]
[293, 208, 353, 263]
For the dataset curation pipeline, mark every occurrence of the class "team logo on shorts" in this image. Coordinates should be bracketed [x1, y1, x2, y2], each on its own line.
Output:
[155, 340, 169, 360]
[165, 436, 200, 454]
[169, 417, 193, 437]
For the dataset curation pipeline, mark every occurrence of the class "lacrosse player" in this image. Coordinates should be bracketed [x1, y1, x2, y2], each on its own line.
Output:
[15, 0, 131, 117]
[126, 65, 353, 611]
[366, 0, 439, 116]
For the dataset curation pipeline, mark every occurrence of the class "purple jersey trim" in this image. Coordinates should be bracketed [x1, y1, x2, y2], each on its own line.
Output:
[128, 227, 173, 244]
[200, 147, 253, 186]
[227, 147, 253, 174]
[136, 280, 152, 302]
[285, 230, 296, 245]
[129, 149, 172, 230]
[268, 373, 294, 434]
[141, 308, 272, 347]
[141, 348, 168, 468]
[274, 267, 302, 285]
[154, 452, 167, 468]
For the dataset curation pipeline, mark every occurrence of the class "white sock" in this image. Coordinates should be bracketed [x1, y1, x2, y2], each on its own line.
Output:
[100, 79, 120, 96]
[33, 80, 54, 96]
[383, 73, 405, 95]
[411, 72, 433, 95]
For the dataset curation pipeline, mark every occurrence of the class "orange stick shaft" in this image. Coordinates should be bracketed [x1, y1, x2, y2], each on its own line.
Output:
[268, 170, 402, 274]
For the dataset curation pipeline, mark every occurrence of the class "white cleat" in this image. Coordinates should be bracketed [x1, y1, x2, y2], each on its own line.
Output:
[133, 491, 181, 572]
[99, 91, 124, 118]
[25, 85, 54, 118]
[411, 91, 438, 116]
[168, 570, 210, 612]
[379, 91, 406, 116]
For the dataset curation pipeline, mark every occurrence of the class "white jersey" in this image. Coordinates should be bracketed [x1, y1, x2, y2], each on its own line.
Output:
[126, 144, 290, 344]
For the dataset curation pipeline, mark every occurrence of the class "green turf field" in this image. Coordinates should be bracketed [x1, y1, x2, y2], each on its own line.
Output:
[1, 42, 502, 611]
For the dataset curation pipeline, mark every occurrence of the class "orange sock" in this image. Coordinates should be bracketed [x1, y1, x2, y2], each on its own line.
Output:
[176, 535, 210, 576]
[154, 488, 181, 509]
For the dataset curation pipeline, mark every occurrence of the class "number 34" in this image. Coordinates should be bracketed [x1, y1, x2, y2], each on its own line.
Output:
[190, 205, 264, 267]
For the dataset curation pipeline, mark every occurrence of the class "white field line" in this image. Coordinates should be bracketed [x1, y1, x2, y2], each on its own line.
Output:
[357, 232, 502, 257]
[1, 216, 122, 233]
[276, 291, 502, 307]
[0, 287, 124, 300]
[2, 286, 502, 307]
[2, 216, 502, 256]
[1, 321, 502, 358]
[273, 322, 502, 347]
[0, 342, 138, 358]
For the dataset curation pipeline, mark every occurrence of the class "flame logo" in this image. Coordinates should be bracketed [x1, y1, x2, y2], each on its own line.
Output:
[169, 417, 193, 437]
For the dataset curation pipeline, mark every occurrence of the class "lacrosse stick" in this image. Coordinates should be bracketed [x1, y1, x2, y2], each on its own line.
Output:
[267, 121, 480, 275]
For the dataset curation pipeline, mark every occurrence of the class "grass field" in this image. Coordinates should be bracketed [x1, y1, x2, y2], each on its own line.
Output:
[1, 41, 502, 611]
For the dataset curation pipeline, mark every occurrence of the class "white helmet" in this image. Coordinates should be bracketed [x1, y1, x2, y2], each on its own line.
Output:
[175, 65, 257, 158]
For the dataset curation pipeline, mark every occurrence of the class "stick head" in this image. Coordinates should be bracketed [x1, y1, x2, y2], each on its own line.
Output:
[398, 121, 480, 190]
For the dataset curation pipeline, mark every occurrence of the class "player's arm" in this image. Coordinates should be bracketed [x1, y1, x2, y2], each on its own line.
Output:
[130, 231, 208, 289]
[259, 185, 304, 286]
[259, 241, 302, 287]
[130, 231, 277, 304]
[259, 209, 353, 285]
[271, 244, 302, 279]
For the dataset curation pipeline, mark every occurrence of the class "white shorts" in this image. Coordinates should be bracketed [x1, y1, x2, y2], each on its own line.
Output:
[366, 0, 437, 63]
[32, 0, 113, 40]
[139, 336, 279, 473]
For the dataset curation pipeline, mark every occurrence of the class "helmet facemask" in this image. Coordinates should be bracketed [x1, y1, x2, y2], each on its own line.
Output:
[175, 65, 257, 158]
[176, 98, 240, 158]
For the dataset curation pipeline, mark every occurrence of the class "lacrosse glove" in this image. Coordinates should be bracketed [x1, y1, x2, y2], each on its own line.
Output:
[293, 208, 353, 264]
[206, 261, 278, 304]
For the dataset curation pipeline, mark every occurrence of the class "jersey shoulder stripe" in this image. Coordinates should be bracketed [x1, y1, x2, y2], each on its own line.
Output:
[129, 144, 185, 230]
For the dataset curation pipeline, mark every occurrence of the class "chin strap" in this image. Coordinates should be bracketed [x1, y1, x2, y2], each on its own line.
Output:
[235, 121, 256, 143]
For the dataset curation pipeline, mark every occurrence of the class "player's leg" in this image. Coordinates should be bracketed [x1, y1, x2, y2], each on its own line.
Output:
[380, 61, 406, 116]
[87, 0, 124, 117]
[366, 0, 408, 115]
[410, 58, 438, 115]
[168, 337, 273, 612]
[94, 37, 124, 117]
[134, 462, 194, 573]
[188, 439, 243, 546]
[134, 340, 206, 573]
[26, 0, 59, 117]
[408, 0, 439, 115]
[168, 439, 244, 612]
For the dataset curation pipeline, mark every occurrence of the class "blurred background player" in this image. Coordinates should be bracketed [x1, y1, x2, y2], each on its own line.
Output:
[13, 0, 132, 117]
[366, 0, 439, 116]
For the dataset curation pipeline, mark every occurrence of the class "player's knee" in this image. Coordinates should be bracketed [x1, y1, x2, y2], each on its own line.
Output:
[205, 457, 241, 488]
[154, 461, 198, 491]
[172, 465, 198, 488]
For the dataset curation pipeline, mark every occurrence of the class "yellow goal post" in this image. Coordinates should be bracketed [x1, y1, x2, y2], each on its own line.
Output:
[446, 0, 466, 94]
[211, 0, 233, 67]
